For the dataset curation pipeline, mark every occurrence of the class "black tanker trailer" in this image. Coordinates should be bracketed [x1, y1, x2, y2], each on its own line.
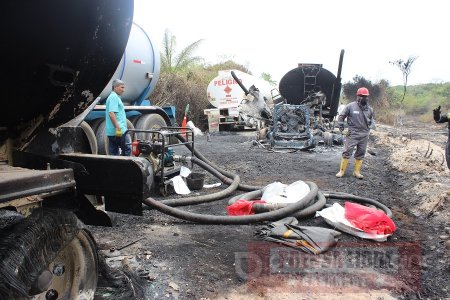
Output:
[0, 1, 175, 298]
[232, 50, 345, 149]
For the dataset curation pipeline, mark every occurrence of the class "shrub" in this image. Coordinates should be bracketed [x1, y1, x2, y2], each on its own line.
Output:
[151, 73, 210, 131]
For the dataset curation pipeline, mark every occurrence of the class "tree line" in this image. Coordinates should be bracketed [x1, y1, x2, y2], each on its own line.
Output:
[151, 30, 448, 129]
[343, 77, 450, 124]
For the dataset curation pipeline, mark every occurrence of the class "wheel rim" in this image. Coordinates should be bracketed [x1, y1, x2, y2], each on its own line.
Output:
[32, 230, 98, 300]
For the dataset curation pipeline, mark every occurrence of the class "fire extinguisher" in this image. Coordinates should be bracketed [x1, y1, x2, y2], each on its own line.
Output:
[132, 140, 140, 156]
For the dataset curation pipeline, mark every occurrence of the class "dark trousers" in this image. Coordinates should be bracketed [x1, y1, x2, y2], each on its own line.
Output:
[108, 135, 131, 156]
[342, 132, 369, 160]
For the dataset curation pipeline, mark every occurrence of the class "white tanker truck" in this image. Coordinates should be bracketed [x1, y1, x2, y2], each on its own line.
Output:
[205, 70, 276, 131]
[83, 21, 175, 155]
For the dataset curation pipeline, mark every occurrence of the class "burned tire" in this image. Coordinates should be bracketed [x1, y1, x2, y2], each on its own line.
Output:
[0, 209, 98, 299]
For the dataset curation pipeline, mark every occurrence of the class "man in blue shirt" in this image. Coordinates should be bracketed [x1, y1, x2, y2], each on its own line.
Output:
[106, 79, 131, 156]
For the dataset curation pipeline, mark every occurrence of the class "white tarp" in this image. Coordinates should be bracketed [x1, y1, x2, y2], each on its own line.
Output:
[261, 180, 310, 204]
[315, 203, 392, 242]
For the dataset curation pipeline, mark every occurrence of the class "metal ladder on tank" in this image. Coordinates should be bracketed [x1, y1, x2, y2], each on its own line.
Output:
[299, 63, 322, 102]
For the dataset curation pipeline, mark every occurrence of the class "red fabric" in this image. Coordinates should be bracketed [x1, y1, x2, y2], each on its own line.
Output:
[344, 202, 396, 235]
[227, 199, 266, 216]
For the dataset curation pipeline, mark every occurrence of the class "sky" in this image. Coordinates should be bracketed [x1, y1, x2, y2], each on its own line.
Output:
[134, 0, 449, 86]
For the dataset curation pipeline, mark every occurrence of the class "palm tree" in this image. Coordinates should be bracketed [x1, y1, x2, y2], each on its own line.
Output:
[161, 29, 204, 73]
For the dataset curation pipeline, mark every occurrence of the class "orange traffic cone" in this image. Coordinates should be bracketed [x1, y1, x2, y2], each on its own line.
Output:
[181, 115, 187, 138]
[181, 104, 189, 139]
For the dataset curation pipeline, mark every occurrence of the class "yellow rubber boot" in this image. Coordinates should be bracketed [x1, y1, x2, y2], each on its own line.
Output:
[353, 159, 364, 179]
[336, 158, 349, 178]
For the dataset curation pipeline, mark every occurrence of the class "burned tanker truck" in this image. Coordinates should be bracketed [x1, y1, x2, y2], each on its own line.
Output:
[0, 1, 188, 298]
[232, 50, 345, 150]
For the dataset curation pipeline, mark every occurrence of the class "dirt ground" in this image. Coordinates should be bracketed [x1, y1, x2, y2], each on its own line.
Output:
[89, 118, 450, 300]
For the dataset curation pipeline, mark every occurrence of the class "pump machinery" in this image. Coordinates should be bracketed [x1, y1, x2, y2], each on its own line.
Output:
[231, 50, 345, 150]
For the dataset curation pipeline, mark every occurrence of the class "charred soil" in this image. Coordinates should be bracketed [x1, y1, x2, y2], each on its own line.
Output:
[90, 119, 450, 300]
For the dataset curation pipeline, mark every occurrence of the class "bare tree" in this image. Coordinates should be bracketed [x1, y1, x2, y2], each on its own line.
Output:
[389, 56, 418, 102]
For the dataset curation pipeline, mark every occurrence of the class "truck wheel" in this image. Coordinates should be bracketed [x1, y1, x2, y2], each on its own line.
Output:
[94, 120, 108, 155]
[80, 121, 103, 205]
[135, 114, 167, 140]
[38, 229, 98, 300]
[87, 118, 104, 134]
[95, 119, 135, 155]
[129, 115, 140, 127]
[79, 121, 98, 154]
[0, 210, 98, 299]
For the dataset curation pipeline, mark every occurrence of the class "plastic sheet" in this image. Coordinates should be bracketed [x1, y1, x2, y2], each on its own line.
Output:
[344, 202, 396, 235]
[187, 121, 203, 136]
[256, 217, 340, 254]
[316, 203, 394, 242]
[227, 199, 266, 216]
[261, 180, 310, 204]
[169, 175, 191, 195]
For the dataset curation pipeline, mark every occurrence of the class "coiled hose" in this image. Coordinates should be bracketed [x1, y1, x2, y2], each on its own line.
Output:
[142, 134, 391, 224]
[175, 134, 262, 191]
[226, 189, 391, 218]
[322, 191, 393, 218]
[227, 189, 327, 219]
[143, 182, 321, 225]
[159, 157, 240, 207]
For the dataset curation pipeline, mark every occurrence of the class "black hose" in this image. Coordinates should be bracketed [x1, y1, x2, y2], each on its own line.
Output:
[322, 191, 392, 218]
[292, 191, 326, 219]
[227, 188, 385, 219]
[176, 134, 262, 191]
[228, 190, 263, 205]
[231, 70, 250, 95]
[160, 157, 240, 207]
[151, 135, 392, 224]
[226, 188, 326, 219]
[143, 182, 320, 224]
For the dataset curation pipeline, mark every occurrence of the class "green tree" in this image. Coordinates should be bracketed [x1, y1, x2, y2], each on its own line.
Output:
[343, 76, 393, 124]
[260, 72, 277, 85]
[161, 29, 204, 74]
[343, 76, 388, 106]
